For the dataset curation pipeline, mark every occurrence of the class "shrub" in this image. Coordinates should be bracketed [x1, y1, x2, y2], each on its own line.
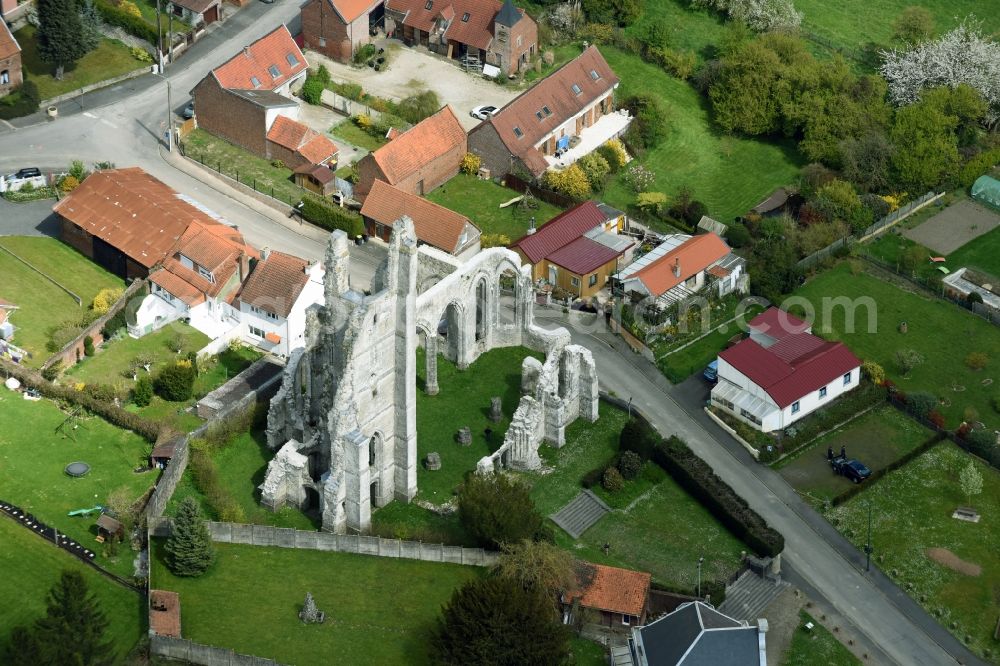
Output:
[991, 394, 1000, 415]
[619, 417, 659, 460]
[94, 0, 158, 44]
[481, 233, 511, 248]
[724, 223, 750, 248]
[315, 63, 331, 84]
[617, 451, 643, 480]
[270, 159, 285, 169]
[0, 81, 40, 121]
[663, 48, 697, 80]
[966, 291, 983, 306]
[623, 163, 655, 192]
[964, 352, 988, 370]
[83, 336, 95, 357]
[577, 152, 610, 190]
[906, 391, 938, 419]
[653, 436, 784, 557]
[300, 77, 324, 105]
[189, 442, 246, 522]
[460, 152, 481, 175]
[621, 94, 668, 150]
[118, 0, 141, 17]
[353, 43, 377, 64]
[130, 46, 152, 63]
[602, 466, 625, 491]
[543, 165, 591, 200]
[299, 195, 365, 236]
[41, 361, 63, 382]
[962, 428, 999, 461]
[83, 383, 118, 403]
[397, 90, 440, 124]
[59, 175, 80, 193]
[635, 191, 668, 215]
[154, 362, 196, 402]
[581, 465, 606, 489]
[132, 375, 153, 407]
[458, 473, 549, 549]
[928, 410, 945, 429]
[861, 360, 885, 385]
[598, 139, 628, 172]
[101, 309, 128, 339]
[91, 287, 124, 314]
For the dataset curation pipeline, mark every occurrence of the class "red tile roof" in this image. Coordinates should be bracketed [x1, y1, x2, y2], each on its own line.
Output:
[266, 116, 338, 165]
[633, 233, 731, 297]
[482, 46, 618, 165]
[329, 0, 381, 22]
[570, 564, 650, 617]
[546, 236, 620, 275]
[53, 168, 213, 269]
[747, 307, 810, 340]
[294, 162, 338, 184]
[361, 180, 478, 254]
[720, 309, 861, 409]
[298, 133, 338, 165]
[150, 268, 206, 306]
[238, 251, 313, 318]
[511, 200, 607, 264]
[369, 105, 466, 185]
[0, 19, 20, 60]
[149, 590, 181, 638]
[171, 0, 218, 15]
[211, 25, 307, 91]
[388, 0, 525, 50]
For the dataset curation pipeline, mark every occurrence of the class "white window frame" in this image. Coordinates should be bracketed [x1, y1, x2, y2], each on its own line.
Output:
[248, 325, 265, 338]
[570, 276, 581, 287]
[197, 265, 214, 282]
[843, 371, 852, 386]
[621, 614, 631, 626]
[819, 386, 828, 399]
[588, 274, 598, 287]
[791, 401, 800, 414]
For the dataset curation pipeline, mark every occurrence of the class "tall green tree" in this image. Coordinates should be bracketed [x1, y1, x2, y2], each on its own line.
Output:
[457, 473, 548, 550]
[890, 101, 959, 192]
[165, 496, 216, 576]
[430, 576, 571, 666]
[36, 0, 91, 80]
[32, 570, 115, 666]
[3, 626, 42, 666]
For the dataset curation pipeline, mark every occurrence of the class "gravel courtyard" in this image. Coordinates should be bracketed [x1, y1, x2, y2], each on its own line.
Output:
[903, 199, 1000, 255]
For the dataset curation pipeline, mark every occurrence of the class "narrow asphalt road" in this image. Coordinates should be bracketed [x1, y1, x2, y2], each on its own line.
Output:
[534, 309, 983, 666]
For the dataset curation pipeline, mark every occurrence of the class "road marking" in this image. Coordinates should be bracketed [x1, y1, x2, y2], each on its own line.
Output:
[83, 112, 97, 119]
[100, 118, 118, 129]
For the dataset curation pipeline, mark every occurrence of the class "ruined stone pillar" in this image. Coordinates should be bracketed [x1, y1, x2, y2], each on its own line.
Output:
[425, 335, 439, 395]
[342, 430, 370, 534]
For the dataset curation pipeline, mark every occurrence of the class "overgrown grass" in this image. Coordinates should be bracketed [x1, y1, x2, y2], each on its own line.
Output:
[0, 237, 124, 365]
[0, 518, 144, 661]
[426, 173, 565, 239]
[14, 25, 145, 101]
[782, 611, 861, 666]
[791, 262, 1000, 430]
[150, 539, 483, 666]
[0, 396, 156, 577]
[600, 47, 804, 224]
[776, 405, 934, 507]
[330, 119, 387, 152]
[828, 443, 1000, 662]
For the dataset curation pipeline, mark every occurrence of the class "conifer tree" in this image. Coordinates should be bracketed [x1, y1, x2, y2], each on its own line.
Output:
[33, 570, 115, 666]
[36, 0, 91, 80]
[165, 497, 216, 576]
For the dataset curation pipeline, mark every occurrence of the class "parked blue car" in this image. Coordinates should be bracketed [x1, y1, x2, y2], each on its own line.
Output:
[703, 360, 718, 382]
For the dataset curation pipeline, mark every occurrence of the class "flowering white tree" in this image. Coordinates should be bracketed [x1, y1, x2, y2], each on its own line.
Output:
[691, 0, 802, 32]
[880, 20, 1000, 125]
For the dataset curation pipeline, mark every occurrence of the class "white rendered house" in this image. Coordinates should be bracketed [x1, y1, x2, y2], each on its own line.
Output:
[710, 308, 861, 432]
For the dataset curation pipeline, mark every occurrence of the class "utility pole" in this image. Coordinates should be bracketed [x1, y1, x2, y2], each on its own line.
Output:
[864, 499, 873, 572]
[151, 71, 173, 151]
[697, 556, 704, 599]
[156, 0, 164, 70]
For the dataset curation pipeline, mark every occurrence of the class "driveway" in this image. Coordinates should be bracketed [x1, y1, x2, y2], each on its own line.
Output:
[0, 197, 61, 237]
[305, 41, 521, 131]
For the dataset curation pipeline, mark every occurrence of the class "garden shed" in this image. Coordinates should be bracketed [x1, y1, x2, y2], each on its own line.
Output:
[95, 514, 124, 542]
[971, 175, 1000, 211]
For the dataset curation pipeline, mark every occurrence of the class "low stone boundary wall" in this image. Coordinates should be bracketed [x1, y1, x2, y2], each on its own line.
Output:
[150, 520, 499, 567]
[151, 635, 286, 666]
[704, 406, 760, 460]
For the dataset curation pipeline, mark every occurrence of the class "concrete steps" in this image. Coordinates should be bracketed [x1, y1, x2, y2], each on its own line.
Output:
[717, 570, 788, 622]
[550, 490, 611, 539]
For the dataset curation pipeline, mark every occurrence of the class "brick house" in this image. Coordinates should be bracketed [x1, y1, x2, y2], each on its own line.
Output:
[168, 0, 222, 26]
[0, 19, 22, 98]
[468, 45, 626, 179]
[191, 25, 308, 156]
[385, 0, 536, 76]
[266, 115, 338, 170]
[354, 104, 466, 201]
[301, 0, 383, 63]
[511, 200, 633, 300]
[563, 563, 651, 631]
[361, 179, 481, 258]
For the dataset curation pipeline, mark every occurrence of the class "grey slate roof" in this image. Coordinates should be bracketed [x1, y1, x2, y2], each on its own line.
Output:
[636, 601, 761, 666]
[228, 89, 299, 109]
[495, 0, 522, 27]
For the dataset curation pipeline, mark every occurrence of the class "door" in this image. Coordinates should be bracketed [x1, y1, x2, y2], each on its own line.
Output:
[548, 264, 557, 285]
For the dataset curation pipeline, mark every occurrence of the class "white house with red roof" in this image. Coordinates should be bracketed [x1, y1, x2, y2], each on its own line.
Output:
[711, 308, 861, 432]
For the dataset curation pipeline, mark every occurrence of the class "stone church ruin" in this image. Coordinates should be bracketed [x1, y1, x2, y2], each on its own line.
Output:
[261, 218, 599, 534]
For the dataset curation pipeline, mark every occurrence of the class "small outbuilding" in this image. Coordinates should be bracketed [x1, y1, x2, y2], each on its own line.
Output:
[95, 514, 124, 543]
[151, 435, 183, 469]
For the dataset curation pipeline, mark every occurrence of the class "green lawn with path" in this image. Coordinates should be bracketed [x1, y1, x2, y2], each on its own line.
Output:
[776, 405, 934, 507]
[782, 611, 861, 666]
[791, 262, 1000, 431]
[150, 540, 483, 666]
[330, 119, 387, 152]
[947, 225, 1000, 279]
[426, 173, 565, 239]
[0, 396, 156, 577]
[14, 25, 145, 101]
[0, 237, 124, 365]
[600, 47, 804, 224]
[828, 443, 1000, 663]
[0, 518, 144, 661]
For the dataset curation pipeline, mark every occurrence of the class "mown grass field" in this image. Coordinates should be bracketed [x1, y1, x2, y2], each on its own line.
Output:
[782, 611, 861, 666]
[947, 225, 1000, 279]
[791, 262, 1000, 431]
[0, 237, 124, 365]
[828, 443, 1000, 663]
[330, 119, 387, 152]
[601, 47, 804, 224]
[0, 518, 144, 661]
[150, 540, 483, 666]
[0, 396, 155, 577]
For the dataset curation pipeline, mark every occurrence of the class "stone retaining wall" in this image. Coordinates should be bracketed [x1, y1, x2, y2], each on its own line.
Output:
[151, 635, 286, 666]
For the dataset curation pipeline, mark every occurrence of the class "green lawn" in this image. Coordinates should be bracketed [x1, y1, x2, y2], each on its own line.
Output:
[570, 636, 609, 665]
[330, 119, 387, 152]
[625, 0, 727, 61]
[948, 225, 1000, 278]
[828, 443, 1000, 663]
[791, 262, 1000, 431]
[426, 173, 565, 239]
[14, 25, 145, 101]
[601, 47, 804, 224]
[0, 396, 156, 577]
[0, 518, 144, 661]
[782, 611, 861, 666]
[415, 345, 543, 501]
[182, 129, 304, 206]
[653, 303, 766, 383]
[0, 237, 124, 365]
[150, 540, 483, 666]
[776, 406, 934, 507]
[526, 404, 746, 589]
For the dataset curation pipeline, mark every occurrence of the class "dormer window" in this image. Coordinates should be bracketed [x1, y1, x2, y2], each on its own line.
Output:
[268, 64, 281, 78]
[590, 69, 600, 80]
[513, 126, 523, 138]
[461, 11, 469, 21]
[535, 111, 543, 120]
[197, 265, 215, 283]
[250, 76, 261, 88]
[571, 84, 582, 95]
[424, 0, 432, 8]
[286, 53, 299, 67]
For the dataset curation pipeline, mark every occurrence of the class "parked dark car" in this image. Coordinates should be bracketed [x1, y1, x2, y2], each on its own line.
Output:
[831, 456, 871, 483]
[182, 102, 195, 119]
[10, 167, 41, 180]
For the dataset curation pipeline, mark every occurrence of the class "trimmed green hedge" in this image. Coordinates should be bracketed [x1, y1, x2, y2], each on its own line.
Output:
[653, 436, 785, 557]
[95, 0, 159, 46]
[0, 81, 39, 120]
[300, 195, 365, 237]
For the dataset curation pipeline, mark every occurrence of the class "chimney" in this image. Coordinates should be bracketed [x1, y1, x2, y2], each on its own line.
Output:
[672, 257, 681, 278]
[527, 216, 536, 235]
[582, 40, 589, 51]
[243, 46, 251, 58]
[260, 247, 271, 261]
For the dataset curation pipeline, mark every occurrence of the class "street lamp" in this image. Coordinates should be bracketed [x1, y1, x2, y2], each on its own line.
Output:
[864, 499, 874, 572]
[150, 71, 174, 152]
[697, 556, 704, 599]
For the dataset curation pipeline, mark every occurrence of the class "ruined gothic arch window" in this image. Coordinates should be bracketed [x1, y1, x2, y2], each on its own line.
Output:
[368, 432, 382, 468]
[475, 278, 488, 341]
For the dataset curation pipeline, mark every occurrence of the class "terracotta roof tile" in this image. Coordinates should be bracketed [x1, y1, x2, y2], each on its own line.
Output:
[267, 116, 338, 165]
[329, 0, 381, 22]
[369, 105, 466, 185]
[633, 233, 731, 297]
[297, 133, 338, 165]
[150, 268, 206, 306]
[238, 251, 313, 318]
[174, 221, 247, 273]
[361, 180, 478, 254]
[171, 0, 217, 15]
[511, 200, 607, 263]
[149, 590, 181, 638]
[706, 264, 731, 278]
[0, 20, 20, 60]
[388, 0, 526, 50]
[53, 168, 211, 269]
[212, 25, 307, 91]
[571, 564, 650, 617]
[482, 46, 618, 164]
